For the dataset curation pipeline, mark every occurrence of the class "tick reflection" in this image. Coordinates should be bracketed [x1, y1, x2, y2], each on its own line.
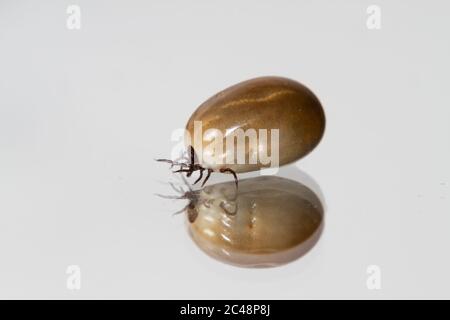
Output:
[187, 174, 324, 268]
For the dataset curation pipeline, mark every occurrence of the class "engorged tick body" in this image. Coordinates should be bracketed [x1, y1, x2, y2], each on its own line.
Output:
[185, 76, 326, 174]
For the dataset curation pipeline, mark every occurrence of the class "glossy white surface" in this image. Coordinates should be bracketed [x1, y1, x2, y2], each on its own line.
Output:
[1, 0, 449, 298]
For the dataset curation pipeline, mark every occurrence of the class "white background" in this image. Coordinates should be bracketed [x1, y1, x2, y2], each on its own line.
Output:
[1, 0, 449, 299]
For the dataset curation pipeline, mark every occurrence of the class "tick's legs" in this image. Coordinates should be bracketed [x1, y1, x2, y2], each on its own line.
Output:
[156, 158, 188, 169]
[201, 169, 214, 187]
[158, 152, 239, 197]
[219, 168, 238, 189]
[169, 182, 185, 194]
[189, 145, 195, 164]
[194, 168, 204, 185]
[187, 145, 201, 166]
[154, 193, 187, 200]
[172, 203, 190, 216]
[179, 173, 193, 192]
[186, 164, 196, 177]
[173, 168, 191, 174]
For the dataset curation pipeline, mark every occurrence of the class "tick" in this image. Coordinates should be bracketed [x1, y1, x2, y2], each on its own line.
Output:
[158, 76, 325, 187]
[186, 176, 324, 267]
